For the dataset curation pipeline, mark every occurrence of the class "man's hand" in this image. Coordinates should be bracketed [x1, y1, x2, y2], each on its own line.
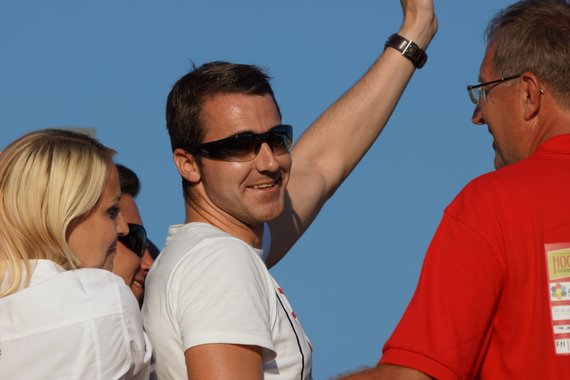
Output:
[400, 0, 438, 48]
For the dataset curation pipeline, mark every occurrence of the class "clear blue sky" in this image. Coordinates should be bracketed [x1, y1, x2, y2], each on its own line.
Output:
[1, 1, 513, 378]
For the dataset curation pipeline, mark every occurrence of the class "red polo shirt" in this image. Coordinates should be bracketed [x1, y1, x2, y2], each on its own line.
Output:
[380, 134, 570, 379]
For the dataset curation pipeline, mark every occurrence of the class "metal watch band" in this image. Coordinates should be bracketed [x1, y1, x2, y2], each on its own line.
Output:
[384, 33, 427, 69]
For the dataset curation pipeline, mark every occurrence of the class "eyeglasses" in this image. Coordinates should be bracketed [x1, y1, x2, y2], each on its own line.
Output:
[118, 223, 147, 258]
[466, 74, 521, 104]
[186, 124, 293, 162]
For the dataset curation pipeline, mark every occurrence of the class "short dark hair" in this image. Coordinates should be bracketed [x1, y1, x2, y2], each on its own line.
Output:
[166, 61, 281, 152]
[486, 0, 570, 107]
[116, 164, 141, 198]
[165, 61, 282, 200]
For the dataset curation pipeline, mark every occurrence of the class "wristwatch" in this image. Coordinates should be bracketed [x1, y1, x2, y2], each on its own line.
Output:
[384, 33, 427, 69]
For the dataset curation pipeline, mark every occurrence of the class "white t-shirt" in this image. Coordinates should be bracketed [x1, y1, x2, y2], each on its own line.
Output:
[142, 223, 312, 379]
[0, 260, 152, 380]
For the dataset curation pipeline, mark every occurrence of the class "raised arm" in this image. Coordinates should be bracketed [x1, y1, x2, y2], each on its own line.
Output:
[267, 0, 437, 267]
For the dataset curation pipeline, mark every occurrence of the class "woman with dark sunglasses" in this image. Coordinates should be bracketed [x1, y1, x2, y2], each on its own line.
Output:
[0, 129, 151, 379]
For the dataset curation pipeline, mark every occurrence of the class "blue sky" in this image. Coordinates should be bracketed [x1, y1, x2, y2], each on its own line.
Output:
[1, 1, 514, 378]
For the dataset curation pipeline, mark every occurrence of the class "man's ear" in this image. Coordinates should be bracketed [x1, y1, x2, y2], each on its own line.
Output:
[520, 72, 542, 121]
[173, 148, 201, 183]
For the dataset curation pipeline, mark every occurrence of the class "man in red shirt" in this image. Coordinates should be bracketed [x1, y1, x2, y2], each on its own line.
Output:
[346, 1, 570, 379]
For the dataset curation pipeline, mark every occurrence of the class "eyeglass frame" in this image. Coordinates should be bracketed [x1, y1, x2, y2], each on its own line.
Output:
[183, 124, 293, 162]
[466, 74, 522, 105]
[118, 223, 147, 258]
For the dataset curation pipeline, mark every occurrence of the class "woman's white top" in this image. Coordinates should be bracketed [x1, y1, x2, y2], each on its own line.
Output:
[0, 259, 151, 379]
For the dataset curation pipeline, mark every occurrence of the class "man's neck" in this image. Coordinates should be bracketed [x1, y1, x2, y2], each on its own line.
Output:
[184, 201, 263, 248]
[519, 94, 570, 160]
[533, 104, 570, 150]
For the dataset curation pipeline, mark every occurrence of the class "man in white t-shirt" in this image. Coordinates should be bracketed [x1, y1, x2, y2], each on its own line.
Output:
[142, 0, 437, 378]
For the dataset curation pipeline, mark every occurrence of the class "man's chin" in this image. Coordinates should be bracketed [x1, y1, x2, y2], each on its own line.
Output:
[247, 198, 285, 223]
[260, 204, 285, 223]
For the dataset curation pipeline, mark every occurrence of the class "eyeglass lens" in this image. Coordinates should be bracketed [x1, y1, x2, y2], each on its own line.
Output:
[466, 75, 521, 105]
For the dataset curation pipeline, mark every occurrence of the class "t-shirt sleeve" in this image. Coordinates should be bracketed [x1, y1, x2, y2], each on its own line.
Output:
[380, 181, 505, 380]
[171, 238, 276, 359]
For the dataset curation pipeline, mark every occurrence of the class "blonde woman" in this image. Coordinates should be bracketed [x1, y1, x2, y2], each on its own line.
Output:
[0, 129, 151, 379]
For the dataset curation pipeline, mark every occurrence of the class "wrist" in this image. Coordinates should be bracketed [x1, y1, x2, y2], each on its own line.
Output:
[384, 33, 428, 69]
[399, 16, 438, 49]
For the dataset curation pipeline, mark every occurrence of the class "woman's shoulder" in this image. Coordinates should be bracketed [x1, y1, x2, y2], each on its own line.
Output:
[67, 268, 137, 307]
[0, 263, 140, 337]
[31, 265, 139, 317]
[25, 259, 124, 289]
[70, 266, 126, 285]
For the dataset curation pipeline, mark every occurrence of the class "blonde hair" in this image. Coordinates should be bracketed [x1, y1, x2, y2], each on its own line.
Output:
[0, 129, 116, 297]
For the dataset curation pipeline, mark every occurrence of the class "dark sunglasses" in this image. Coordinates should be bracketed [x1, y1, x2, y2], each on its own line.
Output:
[147, 239, 160, 260]
[118, 223, 147, 258]
[186, 124, 293, 162]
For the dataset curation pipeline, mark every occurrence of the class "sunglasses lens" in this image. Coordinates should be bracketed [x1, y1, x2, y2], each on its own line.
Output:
[118, 223, 147, 257]
[267, 131, 292, 155]
[147, 239, 161, 260]
[218, 135, 259, 161]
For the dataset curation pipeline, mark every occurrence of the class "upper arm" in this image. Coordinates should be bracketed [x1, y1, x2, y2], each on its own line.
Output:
[266, 156, 330, 268]
[185, 343, 263, 380]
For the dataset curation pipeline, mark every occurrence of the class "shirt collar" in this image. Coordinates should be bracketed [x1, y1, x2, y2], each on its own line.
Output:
[534, 133, 570, 156]
[26, 260, 66, 288]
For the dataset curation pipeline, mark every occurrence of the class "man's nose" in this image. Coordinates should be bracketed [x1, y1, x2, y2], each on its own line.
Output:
[471, 104, 485, 125]
[254, 143, 280, 172]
